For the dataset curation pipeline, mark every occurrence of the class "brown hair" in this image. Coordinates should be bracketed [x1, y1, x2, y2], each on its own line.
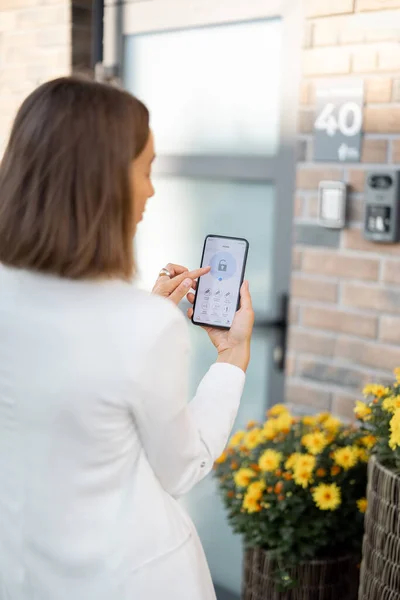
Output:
[0, 76, 150, 280]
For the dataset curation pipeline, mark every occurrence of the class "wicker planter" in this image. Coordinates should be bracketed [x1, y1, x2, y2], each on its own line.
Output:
[243, 547, 359, 600]
[359, 455, 400, 600]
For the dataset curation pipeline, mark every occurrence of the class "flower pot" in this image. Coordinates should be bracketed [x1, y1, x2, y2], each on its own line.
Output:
[359, 455, 400, 600]
[243, 547, 359, 600]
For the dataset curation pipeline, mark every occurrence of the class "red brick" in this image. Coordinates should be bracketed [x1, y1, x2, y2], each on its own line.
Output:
[361, 139, 388, 162]
[365, 78, 392, 103]
[313, 20, 339, 46]
[307, 0, 355, 17]
[291, 275, 338, 302]
[380, 315, 400, 343]
[290, 304, 300, 324]
[285, 381, 331, 410]
[288, 328, 336, 357]
[302, 249, 379, 280]
[378, 44, 400, 71]
[358, 0, 400, 10]
[299, 82, 310, 105]
[292, 248, 302, 270]
[342, 228, 400, 255]
[342, 283, 400, 313]
[303, 21, 314, 49]
[383, 260, 400, 285]
[331, 394, 360, 421]
[348, 169, 366, 193]
[285, 355, 296, 378]
[364, 107, 400, 133]
[297, 358, 366, 389]
[392, 139, 400, 163]
[298, 110, 315, 134]
[305, 196, 319, 219]
[294, 194, 304, 218]
[352, 47, 378, 73]
[348, 197, 364, 223]
[296, 167, 344, 190]
[335, 337, 400, 371]
[392, 78, 400, 102]
[303, 47, 351, 76]
[303, 306, 378, 338]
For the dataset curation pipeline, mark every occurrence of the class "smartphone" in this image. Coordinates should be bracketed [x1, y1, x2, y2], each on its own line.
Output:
[192, 234, 249, 330]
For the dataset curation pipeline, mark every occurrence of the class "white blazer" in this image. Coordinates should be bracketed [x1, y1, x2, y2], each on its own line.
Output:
[0, 265, 245, 599]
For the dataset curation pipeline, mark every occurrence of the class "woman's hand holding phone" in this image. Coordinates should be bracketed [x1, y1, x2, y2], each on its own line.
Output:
[187, 280, 254, 373]
[152, 263, 210, 305]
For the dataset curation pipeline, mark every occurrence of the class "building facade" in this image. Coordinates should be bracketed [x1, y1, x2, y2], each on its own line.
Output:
[1, 0, 400, 418]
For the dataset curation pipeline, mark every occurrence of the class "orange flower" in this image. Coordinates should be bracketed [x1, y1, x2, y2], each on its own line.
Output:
[278, 494, 285, 501]
[275, 469, 283, 477]
[267, 487, 273, 493]
[246, 420, 258, 430]
[274, 481, 284, 494]
[215, 451, 227, 464]
[331, 466, 341, 476]
[227, 490, 235, 498]
[316, 468, 327, 478]
[283, 472, 293, 481]
[231, 461, 239, 470]
[249, 463, 261, 473]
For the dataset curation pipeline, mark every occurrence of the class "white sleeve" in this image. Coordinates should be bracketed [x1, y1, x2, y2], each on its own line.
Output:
[132, 310, 245, 497]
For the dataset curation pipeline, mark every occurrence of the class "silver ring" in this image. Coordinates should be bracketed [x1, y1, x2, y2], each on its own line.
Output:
[159, 267, 172, 278]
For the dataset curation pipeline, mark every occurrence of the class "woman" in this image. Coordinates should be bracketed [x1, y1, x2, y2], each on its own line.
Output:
[0, 78, 254, 600]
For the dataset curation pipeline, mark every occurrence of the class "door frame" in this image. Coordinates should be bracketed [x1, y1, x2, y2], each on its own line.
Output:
[104, 0, 303, 409]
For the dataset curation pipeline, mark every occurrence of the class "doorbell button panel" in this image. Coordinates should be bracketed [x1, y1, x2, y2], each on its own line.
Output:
[318, 181, 347, 230]
[364, 170, 400, 243]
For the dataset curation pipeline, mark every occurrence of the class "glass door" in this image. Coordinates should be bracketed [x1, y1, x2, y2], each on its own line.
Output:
[118, 1, 301, 597]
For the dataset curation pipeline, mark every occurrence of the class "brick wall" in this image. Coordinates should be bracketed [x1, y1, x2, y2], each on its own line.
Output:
[0, 1, 93, 158]
[287, 0, 400, 420]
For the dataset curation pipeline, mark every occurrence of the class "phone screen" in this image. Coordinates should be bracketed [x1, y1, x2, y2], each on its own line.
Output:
[192, 235, 249, 329]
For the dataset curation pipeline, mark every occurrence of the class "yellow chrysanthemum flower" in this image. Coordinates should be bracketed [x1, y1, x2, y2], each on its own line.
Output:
[383, 396, 400, 413]
[302, 415, 318, 427]
[389, 409, 400, 450]
[262, 419, 277, 440]
[317, 412, 331, 423]
[360, 435, 377, 449]
[395, 368, 400, 383]
[313, 483, 341, 511]
[354, 400, 372, 420]
[234, 468, 256, 488]
[293, 465, 313, 489]
[362, 384, 388, 398]
[243, 427, 263, 450]
[268, 404, 289, 418]
[274, 412, 293, 434]
[302, 432, 329, 455]
[302, 416, 316, 427]
[242, 493, 261, 513]
[285, 452, 302, 470]
[246, 480, 265, 501]
[296, 454, 316, 471]
[228, 431, 245, 448]
[246, 420, 258, 430]
[356, 448, 369, 463]
[322, 416, 341, 432]
[333, 446, 358, 470]
[357, 498, 368, 514]
[259, 449, 283, 473]
[215, 451, 227, 464]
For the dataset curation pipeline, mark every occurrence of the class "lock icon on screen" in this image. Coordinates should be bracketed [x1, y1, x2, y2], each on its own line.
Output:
[218, 259, 228, 272]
